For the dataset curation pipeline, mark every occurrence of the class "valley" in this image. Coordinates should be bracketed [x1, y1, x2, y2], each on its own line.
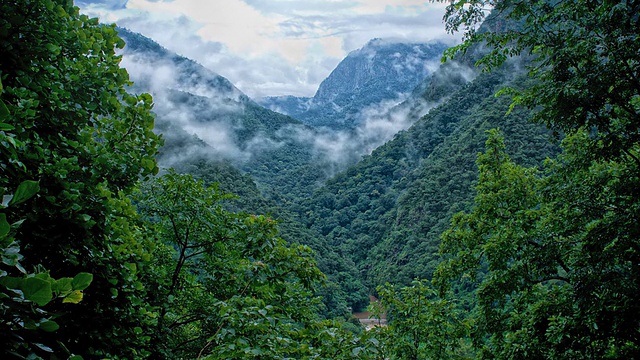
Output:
[3, 1, 638, 358]
[116, 18, 558, 316]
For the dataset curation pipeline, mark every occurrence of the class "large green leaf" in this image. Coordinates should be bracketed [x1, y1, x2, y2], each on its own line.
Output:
[0, 275, 22, 290]
[8, 181, 40, 207]
[0, 213, 9, 238]
[0, 99, 9, 121]
[71, 272, 93, 291]
[23, 276, 53, 306]
[62, 290, 83, 304]
[40, 320, 60, 332]
[53, 277, 73, 295]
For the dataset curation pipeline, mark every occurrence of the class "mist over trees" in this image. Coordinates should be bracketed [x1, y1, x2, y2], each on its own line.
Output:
[1, 0, 639, 358]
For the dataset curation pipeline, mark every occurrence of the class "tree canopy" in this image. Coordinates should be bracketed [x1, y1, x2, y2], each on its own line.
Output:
[435, 0, 640, 358]
[3, 0, 639, 358]
[1, 0, 161, 357]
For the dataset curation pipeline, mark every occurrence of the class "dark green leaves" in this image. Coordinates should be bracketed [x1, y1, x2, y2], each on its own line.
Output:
[0, 1, 161, 357]
[0, 271, 93, 306]
[22, 276, 53, 306]
[7, 180, 39, 207]
[436, 2, 640, 356]
[136, 172, 325, 358]
[375, 280, 469, 360]
[0, 99, 10, 122]
[0, 214, 9, 238]
[71, 272, 93, 291]
[45, 43, 61, 56]
[39, 320, 60, 332]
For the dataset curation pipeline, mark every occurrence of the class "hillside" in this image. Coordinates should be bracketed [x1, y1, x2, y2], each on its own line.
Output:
[260, 39, 448, 129]
[115, 26, 555, 308]
[116, 28, 368, 315]
[6, 1, 639, 358]
[117, 28, 325, 199]
[300, 58, 559, 290]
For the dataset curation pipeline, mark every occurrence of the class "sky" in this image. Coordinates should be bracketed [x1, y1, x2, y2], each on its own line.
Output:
[77, 0, 458, 99]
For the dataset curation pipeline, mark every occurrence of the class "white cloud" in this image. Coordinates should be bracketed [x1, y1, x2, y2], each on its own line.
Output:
[78, 0, 456, 98]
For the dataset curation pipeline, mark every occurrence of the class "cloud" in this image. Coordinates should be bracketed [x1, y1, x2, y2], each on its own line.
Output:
[78, 0, 457, 98]
[275, 91, 440, 178]
[115, 26, 473, 183]
[118, 48, 263, 166]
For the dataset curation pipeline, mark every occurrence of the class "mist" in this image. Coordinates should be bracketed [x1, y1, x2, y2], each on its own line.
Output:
[118, 30, 476, 187]
[119, 44, 290, 169]
[286, 58, 479, 178]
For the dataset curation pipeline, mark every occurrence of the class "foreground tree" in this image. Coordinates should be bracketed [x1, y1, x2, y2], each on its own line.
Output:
[135, 171, 326, 358]
[436, 0, 640, 358]
[1, 0, 161, 357]
[375, 280, 469, 360]
[439, 0, 640, 152]
[0, 175, 93, 359]
[438, 129, 640, 358]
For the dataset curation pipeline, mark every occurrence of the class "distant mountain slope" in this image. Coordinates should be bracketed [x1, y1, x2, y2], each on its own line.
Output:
[117, 28, 322, 197]
[260, 39, 448, 129]
[300, 58, 559, 290]
[258, 95, 312, 123]
[116, 28, 369, 316]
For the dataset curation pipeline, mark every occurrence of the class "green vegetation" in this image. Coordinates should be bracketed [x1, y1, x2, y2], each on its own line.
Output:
[0, 2, 366, 358]
[302, 60, 558, 293]
[0, 0, 161, 356]
[2, 0, 638, 358]
[432, 0, 640, 357]
[134, 171, 325, 358]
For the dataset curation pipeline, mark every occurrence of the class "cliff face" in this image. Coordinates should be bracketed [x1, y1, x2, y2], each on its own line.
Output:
[260, 39, 448, 129]
[314, 39, 444, 102]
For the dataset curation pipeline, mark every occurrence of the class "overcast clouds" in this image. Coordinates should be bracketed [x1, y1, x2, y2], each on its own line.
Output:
[77, 0, 457, 98]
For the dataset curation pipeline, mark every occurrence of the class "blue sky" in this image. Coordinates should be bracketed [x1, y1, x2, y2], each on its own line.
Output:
[77, 0, 457, 98]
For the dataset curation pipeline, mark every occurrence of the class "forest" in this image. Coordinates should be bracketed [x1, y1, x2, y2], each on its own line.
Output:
[1, 0, 639, 359]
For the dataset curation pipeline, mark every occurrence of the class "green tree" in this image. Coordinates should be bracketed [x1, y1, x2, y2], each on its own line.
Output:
[435, 1, 640, 358]
[135, 171, 326, 358]
[307, 318, 385, 359]
[438, 0, 640, 156]
[0, 0, 161, 357]
[0, 178, 92, 359]
[438, 130, 640, 358]
[375, 280, 469, 360]
[437, 130, 556, 358]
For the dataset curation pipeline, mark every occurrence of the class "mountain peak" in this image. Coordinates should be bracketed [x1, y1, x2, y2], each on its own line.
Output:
[116, 27, 250, 104]
[260, 38, 449, 129]
[314, 39, 448, 100]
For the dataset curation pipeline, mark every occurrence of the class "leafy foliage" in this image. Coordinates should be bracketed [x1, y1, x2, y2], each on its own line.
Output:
[169, 156, 364, 319]
[0, 178, 92, 359]
[302, 61, 556, 293]
[0, 0, 161, 357]
[135, 171, 326, 358]
[438, 129, 640, 358]
[434, 0, 640, 357]
[5, 0, 638, 358]
[440, 0, 640, 155]
[375, 280, 470, 360]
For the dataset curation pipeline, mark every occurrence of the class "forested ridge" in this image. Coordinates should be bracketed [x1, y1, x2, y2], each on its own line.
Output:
[1, 0, 639, 359]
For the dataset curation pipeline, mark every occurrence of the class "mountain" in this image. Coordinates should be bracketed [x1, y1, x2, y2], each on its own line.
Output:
[116, 28, 368, 316]
[258, 95, 312, 122]
[116, 28, 324, 197]
[260, 39, 449, 129]
[115, 26, 558, 313]
[299, 53, 559, 290]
